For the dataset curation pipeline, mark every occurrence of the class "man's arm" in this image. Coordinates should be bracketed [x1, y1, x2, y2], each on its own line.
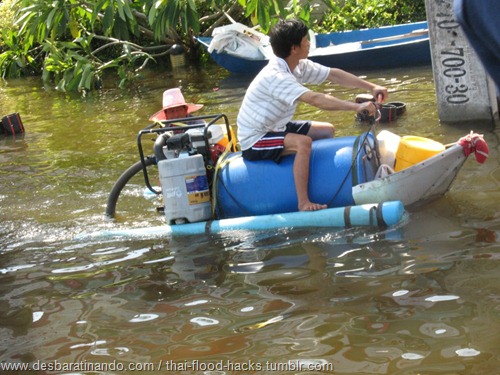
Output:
[327, 68, 388, 100]
[299, 91, 377, 116]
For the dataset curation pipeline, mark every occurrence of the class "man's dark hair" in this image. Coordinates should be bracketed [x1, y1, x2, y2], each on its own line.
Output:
[269, 19, 309, 58]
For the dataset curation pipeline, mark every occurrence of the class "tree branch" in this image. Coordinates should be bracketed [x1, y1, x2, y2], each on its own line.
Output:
[202, 2, 244, 36]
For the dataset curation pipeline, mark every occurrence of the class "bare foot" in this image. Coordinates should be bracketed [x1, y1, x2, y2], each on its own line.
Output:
[299, 201, 328, 211]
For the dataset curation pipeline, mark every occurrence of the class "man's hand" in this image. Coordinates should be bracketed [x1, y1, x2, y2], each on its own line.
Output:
[372, 86, 388, 102]
[356, 101, 378, 117]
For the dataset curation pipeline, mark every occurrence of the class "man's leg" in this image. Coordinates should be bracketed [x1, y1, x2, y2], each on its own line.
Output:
[307, 121, 335, 140]
[283, 133, 327, 211]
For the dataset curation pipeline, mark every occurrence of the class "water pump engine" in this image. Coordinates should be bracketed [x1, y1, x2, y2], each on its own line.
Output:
[157, 132, 212, 225]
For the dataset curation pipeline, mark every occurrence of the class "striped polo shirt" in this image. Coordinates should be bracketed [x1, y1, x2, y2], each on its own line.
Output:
[237, 56, 330, 151]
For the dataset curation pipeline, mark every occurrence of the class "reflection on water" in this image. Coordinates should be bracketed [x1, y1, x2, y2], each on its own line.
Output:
[0, 64, 499, 374]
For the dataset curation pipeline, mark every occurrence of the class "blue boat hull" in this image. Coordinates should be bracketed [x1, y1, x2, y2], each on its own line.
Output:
[197, 21, 430, 75]
[215, 134, 379, 218]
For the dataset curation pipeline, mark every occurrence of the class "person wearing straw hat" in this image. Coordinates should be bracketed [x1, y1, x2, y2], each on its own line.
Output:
[149, 88, 204, 124]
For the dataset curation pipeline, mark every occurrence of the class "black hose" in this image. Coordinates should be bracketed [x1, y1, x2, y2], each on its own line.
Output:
[105, 156, 157, 218]
[153, 132, 170, 162]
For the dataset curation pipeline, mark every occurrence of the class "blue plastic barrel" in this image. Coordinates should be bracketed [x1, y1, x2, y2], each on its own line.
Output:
[215, 133, 378, 218]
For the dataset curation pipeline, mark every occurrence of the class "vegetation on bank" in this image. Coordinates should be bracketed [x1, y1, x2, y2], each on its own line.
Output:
[317, 0, 426, 32]
[0, 0, 426, 92]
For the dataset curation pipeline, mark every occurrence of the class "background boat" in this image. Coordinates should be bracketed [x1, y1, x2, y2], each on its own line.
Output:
[196, 21, 431, 75]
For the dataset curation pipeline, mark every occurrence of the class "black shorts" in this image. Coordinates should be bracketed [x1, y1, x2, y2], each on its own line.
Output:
[242, 121, 311, 163]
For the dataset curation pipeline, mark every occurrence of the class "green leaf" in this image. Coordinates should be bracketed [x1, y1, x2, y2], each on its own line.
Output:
[62, 41, 80, 49]
[79, 63, 92, 90]
[16, 11, 37, 37]
[185, 10, 199, 34]
[37, 22, 47, 44]
[165, 0, 179, 28]
[57, 8, 70, 36]
[103, 4, 114, 34]
[153, 10, 166, 40]
[46, 8, 57, 29]
[92, 0, 109, 24]
[256, 4, 270, 31]
[122, 0, 134, 20]
[118, 77, 127, 89]
[113, 17, 130, 40]
[68, 16, 81, 39]
[56, 78, 66, 91]
[245, 0, 258, 17]
[116, 0, 126, 21]
[147, 5, 157, 26]
[42, 66, 50, 82]
[67, 72, 81, 91]
[185, 0, 199, 33]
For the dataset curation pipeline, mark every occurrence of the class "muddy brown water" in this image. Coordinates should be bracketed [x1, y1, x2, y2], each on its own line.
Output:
[1, 63, 499, 374]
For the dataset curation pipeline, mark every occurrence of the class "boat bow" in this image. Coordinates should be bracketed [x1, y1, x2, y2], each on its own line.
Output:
[353, 144, 467, 208]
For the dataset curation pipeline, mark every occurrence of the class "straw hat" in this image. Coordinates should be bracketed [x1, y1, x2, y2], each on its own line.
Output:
[149, 88, 203, 121]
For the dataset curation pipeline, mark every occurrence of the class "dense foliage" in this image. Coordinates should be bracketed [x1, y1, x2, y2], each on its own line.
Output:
[0, 0, 240, 91]
[0, 0, 426, 92]
[317, 0, 427, 32]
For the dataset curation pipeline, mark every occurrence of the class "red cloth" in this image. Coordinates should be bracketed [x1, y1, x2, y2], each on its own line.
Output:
[458, 132, 489, 164]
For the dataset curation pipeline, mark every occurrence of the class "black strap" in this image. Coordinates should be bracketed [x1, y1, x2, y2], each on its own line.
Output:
[344, 203, 388, 228]
[205, 220, 213, 235]
[368, 203, 388, 227]
[344, 205, 352, 228]
[376, 203, 387, 227]
[351, 135, 362, 187]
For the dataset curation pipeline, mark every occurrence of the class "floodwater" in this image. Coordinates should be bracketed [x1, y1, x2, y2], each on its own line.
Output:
[0, 63, 499, 374]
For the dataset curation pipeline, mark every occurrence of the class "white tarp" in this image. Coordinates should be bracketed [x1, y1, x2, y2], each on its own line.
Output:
[208, 23, 273, 60]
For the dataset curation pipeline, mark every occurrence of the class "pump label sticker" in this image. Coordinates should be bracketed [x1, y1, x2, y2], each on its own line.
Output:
[185, 175, 210, 205]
